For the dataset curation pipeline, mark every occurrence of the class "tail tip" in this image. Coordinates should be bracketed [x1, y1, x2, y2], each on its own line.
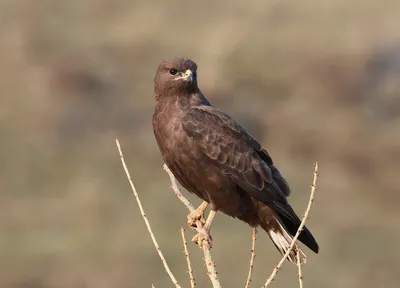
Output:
[268, 229, 307, 264]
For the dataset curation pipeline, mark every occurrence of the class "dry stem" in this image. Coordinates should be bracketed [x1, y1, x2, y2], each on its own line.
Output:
[202, 241, 221, 288]
[164, 164, 195, 211]
[180, 227, 196, 288]
[164, 164, 222, 288]
[245, 228, 257, 288]
[262, 161, 319, 287]
[296, 248, 304, 288]
[115, 139, 182, 288]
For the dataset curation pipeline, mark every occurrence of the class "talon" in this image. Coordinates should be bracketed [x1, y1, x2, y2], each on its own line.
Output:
[192, 230, 213, 249]
[187, 201, 208, 229]
[187, 210, 206, 229]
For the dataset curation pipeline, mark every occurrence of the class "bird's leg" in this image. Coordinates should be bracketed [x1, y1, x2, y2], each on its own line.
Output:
[187, 201, 208, 229]
[192, 210, 216, 248]
[203, 209, 216, 232]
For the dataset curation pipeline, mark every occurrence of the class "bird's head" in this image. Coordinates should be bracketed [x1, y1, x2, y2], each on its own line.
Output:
[154, 57, 198, 98]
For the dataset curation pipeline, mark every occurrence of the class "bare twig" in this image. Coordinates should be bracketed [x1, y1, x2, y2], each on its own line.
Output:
[263, 161, 319, 287]
[245, 228, 257, 288]
[296, 248, 304, 288]
[202, 241, 221, 288]
[115, 139, 182, 288]
[164, 164, 195, 211]
[180, 227, 196, 288]
[164, 164, 222, 288]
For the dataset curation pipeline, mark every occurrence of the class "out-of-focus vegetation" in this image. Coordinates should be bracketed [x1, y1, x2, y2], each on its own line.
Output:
[1, 0, 400, 287]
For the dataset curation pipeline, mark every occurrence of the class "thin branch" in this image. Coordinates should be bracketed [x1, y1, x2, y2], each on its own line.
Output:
[164, 164, 222, 288]
[296, 248, 304, 288]
[245, 228, 257, 288]
[115, 139, 182, 288]
[262, 161, 319, 287]
[164, 164, 195, 211]
[202, 241, 221, 288]
[180, 227, 196, 288]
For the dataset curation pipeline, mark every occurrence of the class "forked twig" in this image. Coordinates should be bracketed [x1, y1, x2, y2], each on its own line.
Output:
[296, 248, 304, 288]
[262, 161, 319, 287]
[180, 228, 196, 288]
[115, 139, 182, 288]
[164, 164, 222, 288]
[245, 228, 257, 288]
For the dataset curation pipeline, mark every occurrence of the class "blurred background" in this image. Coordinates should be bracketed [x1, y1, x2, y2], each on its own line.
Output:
[1, 0, 400, 287]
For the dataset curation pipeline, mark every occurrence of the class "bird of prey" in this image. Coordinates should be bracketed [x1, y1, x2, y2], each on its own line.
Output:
[152, 57, 319, 263]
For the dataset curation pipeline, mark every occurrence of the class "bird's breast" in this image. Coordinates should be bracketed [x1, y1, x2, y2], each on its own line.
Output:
[153, 104, 196, 161]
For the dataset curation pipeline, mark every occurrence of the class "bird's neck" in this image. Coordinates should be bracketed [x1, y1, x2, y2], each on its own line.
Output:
[178, 90, 211, 109]
[155, 90, 211, 111]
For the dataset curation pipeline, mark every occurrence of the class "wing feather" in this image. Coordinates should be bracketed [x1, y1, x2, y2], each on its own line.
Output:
[181, 105, 289, 204]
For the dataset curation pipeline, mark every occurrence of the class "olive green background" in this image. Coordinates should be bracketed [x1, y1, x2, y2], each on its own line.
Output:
[1, 0, 400, 287]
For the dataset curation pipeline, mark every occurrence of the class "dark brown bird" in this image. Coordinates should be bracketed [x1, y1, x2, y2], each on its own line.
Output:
[152, 57, 319, 263]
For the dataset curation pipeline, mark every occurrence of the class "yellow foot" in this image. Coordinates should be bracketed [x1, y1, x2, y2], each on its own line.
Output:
[192, 228, 213, 249]
[187, 209, 206, 229]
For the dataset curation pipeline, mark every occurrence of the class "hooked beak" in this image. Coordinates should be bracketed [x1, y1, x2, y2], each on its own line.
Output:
[175, 69, 194, 83]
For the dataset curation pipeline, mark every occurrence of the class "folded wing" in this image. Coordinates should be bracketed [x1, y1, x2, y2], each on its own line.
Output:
[181, 105, 290, 205]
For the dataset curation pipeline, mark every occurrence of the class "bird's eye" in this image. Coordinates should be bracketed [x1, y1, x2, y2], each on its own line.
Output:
[169, 69, 178, 75]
